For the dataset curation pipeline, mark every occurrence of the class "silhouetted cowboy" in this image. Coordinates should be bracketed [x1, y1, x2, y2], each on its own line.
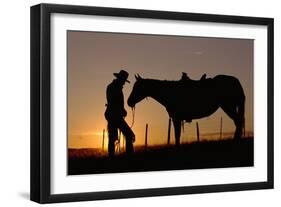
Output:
[104, 70, 135, 157]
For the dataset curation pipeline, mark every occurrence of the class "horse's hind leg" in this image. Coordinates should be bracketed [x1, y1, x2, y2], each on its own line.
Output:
[234, 119, 243, 140]
[221, 104, 243, 140]
[172, 118, 181, 146]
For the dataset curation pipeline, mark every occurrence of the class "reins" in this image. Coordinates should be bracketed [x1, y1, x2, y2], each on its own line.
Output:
[130, 107, 135, 128]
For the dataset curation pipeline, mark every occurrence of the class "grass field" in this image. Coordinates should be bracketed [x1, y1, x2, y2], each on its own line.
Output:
[68, 137, 253, 175]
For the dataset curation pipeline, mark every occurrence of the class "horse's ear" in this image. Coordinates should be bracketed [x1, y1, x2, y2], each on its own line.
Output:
[137, 74, 142, 79]
[135, 74, 142, 80]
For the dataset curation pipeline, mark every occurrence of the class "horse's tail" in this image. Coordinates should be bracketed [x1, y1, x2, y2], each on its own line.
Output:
[215, 75, 246, 138]
[237, 82, 245, 138]
[238, 97, 245, 137]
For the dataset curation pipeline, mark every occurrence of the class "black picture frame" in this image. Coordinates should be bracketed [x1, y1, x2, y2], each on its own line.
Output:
[30, 3, 274, 204]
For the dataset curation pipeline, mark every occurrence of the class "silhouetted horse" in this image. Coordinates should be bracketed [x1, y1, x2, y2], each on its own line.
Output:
[127, 74, 245, 146]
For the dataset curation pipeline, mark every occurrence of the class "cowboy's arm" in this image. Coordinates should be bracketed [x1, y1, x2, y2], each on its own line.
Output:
[122, 108, 127, 117]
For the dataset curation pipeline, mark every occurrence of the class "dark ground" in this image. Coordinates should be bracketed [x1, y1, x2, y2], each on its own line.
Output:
[68, 137, 253, 175]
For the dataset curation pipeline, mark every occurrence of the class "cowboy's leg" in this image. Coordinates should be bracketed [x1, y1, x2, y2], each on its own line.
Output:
[119, 119, 135, 155]
[107, 121, 118, 157]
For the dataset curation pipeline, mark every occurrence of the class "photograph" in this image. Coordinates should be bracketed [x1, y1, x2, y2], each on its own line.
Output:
[67, 31, 254, 175]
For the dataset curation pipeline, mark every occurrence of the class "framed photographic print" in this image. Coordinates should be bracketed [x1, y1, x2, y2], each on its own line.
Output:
[30, 3, 274, 203]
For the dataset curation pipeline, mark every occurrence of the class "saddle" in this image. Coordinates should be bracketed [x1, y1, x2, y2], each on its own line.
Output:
[180, 72, 211, 86]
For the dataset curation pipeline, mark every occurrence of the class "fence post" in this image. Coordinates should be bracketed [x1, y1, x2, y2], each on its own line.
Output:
[145, 123, 148, 149]
[167, 118, 171, 144]
[122, 132, 125, 151]
[243, 121, 246, 138]
[120, 133, 122, 153]
[102, 129, 105, 151]
[118, 130, 121, 153]
[196, 122, 200, 142]
[220, 117, 223, 139]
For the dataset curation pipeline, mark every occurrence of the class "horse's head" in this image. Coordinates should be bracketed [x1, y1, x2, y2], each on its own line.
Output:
[127, 74, 147, 107]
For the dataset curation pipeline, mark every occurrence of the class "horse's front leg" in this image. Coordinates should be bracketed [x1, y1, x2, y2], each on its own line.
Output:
[172, 118, 181, 146]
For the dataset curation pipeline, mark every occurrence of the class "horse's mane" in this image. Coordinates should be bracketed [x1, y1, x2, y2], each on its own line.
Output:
[143, 78, 182, 85]
[141, 78, 200, 87]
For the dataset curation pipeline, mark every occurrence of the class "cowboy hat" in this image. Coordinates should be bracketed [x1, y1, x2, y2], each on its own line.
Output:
[113, 70, 130, 83]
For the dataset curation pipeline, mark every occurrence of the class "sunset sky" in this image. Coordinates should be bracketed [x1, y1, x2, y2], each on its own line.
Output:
[67, 31, 253, 149]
